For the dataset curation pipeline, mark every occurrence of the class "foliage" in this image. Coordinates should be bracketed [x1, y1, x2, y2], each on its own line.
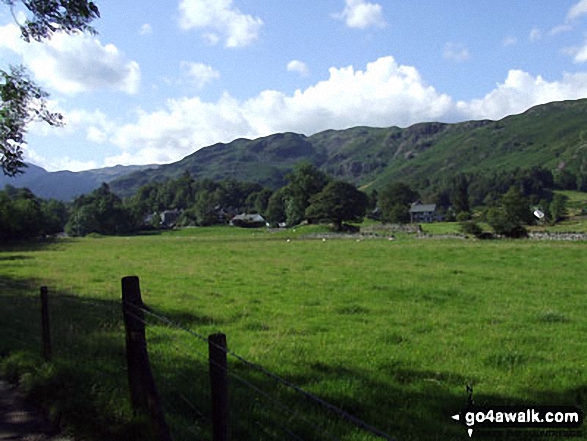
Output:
[2, 0, 100, 42]
[265, 186, 288, 226]
[66, 183, 136, 236]
[486, 186, 532, 237]
[549, 193, 568, 223]
[283, 162, 329, 226]
[0, 66, 63, 176]
[0, 185, 67, 239]
[305, 180, 368, 230]
[1, 1, 100, 176]
[459, 220, 483, 238]
[378, 182, 419, 223]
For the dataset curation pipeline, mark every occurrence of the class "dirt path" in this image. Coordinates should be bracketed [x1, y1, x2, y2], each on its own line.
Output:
[0, 380, 71, 441]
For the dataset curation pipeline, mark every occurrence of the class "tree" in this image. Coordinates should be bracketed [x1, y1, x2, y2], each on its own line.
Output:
[265, 187, 288, 226]
[378, 182, 419, 224]
[284, 162, 329, 226]
[486, 186, 531, 237]
[305, 181, 368, 231]
[451, 174, 470, 215]
[549, 193, 568, 224]
[66, 183, 135, 236]
[0, 185, 67, 239]
[1, 66, 64, 175]
[1, 0, 100, 176]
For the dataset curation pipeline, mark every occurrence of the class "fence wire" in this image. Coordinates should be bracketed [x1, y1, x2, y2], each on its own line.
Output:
[126, 301, 396, 441]
[2, 285, 396, 441]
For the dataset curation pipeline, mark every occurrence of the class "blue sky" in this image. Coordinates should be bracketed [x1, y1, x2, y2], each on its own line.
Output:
[2, 0, 587, 171]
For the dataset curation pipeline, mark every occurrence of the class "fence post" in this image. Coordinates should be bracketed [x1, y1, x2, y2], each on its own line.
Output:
[209, 333, 230, 441]
[121, 276, 172, 441]
[40, 286, 51, 362]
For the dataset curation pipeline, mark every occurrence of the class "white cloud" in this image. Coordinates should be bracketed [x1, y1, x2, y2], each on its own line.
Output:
[25, 148, 98, 172]
[549, 24, 572, 35]
[333, 0, 386, 29]
[529, 28, 542, 42]
[104, 57, 454, 165]
[567, 0, 587, 21]
[178, 0, 263, 48]
[287, 60, 310, 77]
[502, 36, 518, 47]
[180, 61, 220, 89]
[98, 56, 587, 168]
[0, 22, 140, 94]
[443, 43, 470, 62]
[456, 70, 587, 120]
[564, 38, 587, 63]
[139, 23, 153, 35]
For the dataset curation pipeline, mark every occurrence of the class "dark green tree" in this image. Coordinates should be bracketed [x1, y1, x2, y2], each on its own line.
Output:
[486, 186, 531, 237]
[193, 190, 220, 226]
[66, 183, 135, 236]
[284, 162, 329, 226]
[451, 174, 470, 215]
[265, 187, 288, 226]
[549, 193, 568, 223]
[305, 181, 368, 231]
[378, 182, 419, 224]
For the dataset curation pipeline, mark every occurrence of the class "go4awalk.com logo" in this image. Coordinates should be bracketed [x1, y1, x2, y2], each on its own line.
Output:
[451, 406, 584, 438]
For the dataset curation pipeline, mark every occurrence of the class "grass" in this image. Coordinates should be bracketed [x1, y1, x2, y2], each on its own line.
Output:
[1, 229, 586, 440]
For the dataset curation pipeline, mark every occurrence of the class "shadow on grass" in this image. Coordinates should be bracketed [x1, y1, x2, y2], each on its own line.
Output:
[1, 275, 586, 441]
[0, 237, 75, 253]
[148, 309, 587, 441]
[0, 276, 153, 441]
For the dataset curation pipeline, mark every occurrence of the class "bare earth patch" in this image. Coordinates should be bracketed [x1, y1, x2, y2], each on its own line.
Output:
[0, 381, 71, 441]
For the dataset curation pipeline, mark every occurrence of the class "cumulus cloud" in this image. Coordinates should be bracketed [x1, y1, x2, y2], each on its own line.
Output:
[104, 57, 453, 165]
[333, 0, 386, 29]
[502, 36, 518, 47]
[443, 43, 470, 62]
[287, 60, 310, 77]
[97, 56, 587, 167]
[0, 22, 140, 94]
[456, 70, 587, 120]
[178, 0, 263, 48]
[180, 61, 220, 89]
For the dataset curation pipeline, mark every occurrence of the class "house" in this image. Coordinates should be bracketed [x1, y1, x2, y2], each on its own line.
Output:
[160, 209, 181, 228]
[230, 213, 269, 228]
[409, 202, 437, 223]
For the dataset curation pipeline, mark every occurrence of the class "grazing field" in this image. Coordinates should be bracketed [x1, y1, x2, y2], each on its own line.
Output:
[0, 227, 586, 440]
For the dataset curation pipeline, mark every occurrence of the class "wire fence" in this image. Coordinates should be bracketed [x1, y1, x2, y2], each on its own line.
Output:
[0, 278, 397, 441]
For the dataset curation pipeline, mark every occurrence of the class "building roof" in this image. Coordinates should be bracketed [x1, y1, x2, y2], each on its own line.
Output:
[231, 213, 266, 223]
[409, 203, 436, 213]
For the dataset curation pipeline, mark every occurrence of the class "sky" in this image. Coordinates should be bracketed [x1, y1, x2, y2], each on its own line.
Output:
[3, 1, 587, 172]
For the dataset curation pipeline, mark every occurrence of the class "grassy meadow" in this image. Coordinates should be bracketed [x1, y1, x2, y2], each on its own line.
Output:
[0, 226, 586, 440]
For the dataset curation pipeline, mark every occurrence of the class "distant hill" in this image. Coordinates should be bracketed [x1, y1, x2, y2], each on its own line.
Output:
[0, 164, 159, 201]
[109, 99, 587, 197]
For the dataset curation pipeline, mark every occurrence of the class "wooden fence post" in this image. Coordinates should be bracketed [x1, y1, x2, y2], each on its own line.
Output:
[40, 286, 51, 362]
[209, 333, 229, 441]
[121, 276, 172, 441]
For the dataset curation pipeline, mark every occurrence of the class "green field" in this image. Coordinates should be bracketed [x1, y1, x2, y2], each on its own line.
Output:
[1, 227, 586, 440]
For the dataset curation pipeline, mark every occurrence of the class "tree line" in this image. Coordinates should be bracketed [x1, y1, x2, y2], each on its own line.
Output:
[0, 163, 578, 240]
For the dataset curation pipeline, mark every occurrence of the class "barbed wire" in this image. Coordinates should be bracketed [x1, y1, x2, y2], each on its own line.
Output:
[125, 301, 396, 441]
[133, 306, 342, 441]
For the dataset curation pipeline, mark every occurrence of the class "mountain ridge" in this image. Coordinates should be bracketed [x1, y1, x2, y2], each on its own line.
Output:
[112, 98, 587, 196]
[4, 98, 587, 200]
